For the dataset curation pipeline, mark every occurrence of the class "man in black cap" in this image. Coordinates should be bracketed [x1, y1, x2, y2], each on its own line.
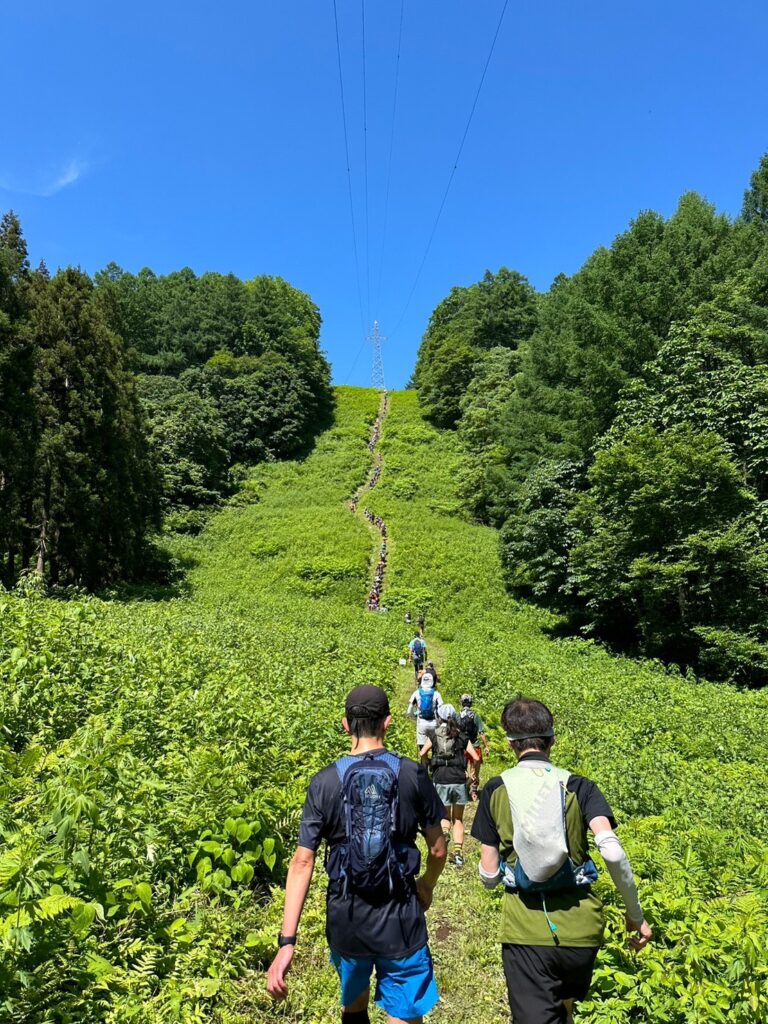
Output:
[267, 684, 447, 1024]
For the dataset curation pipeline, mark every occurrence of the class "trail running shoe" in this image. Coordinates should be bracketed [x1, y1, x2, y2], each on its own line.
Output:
[454, 852, 464, 867]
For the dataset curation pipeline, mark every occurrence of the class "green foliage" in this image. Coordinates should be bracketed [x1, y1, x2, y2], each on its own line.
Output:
[0, 212, 35, 588]
[500, 459, 584, 604]
[373, 393, 768, 1024]
[569, 424, 768, 677]
[422, 157, 768, 683]
[414, 268, 537, 428]
[0, 218, 159, 589]
[742, 151, 768, 226]
[1, 212, 335, 586]
[0, 387, 405, 1021]
[99, 265, 336, 523]
[137, 376, 230, 511]
[1, 388, 767, 1021]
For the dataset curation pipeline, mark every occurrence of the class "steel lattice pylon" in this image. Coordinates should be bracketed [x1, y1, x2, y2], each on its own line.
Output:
[368, 320, 386, 390]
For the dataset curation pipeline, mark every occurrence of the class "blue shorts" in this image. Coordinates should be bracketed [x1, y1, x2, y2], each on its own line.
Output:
[330, 945, 439, 1019]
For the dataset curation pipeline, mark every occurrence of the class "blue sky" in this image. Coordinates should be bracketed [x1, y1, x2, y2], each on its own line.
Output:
[3, 1, 768, 388]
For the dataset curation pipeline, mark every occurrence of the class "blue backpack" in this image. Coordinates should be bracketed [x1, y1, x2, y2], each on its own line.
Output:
[418, 687, 436, 720]
[411, 638, 425, 659]
[329, 752, 412, 898]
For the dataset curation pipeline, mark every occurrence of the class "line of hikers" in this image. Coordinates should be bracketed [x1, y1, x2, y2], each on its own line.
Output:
[368, 396, 387, 452]
[347, 399, 386, 516]
[268, 683, 652, 1024]
[364, 508, 388, 611]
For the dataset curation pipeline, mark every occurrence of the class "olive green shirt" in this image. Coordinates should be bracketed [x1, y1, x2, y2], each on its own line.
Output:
[471, 756, 616, 947]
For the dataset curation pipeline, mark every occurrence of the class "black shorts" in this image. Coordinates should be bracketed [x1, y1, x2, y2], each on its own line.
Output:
[502, 944, 599, 1024]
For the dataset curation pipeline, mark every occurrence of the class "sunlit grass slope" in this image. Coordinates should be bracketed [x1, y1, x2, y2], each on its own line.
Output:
[0, 387, 406, 1023]
[2, 387, 766, 1024]
[370, 391, 768, 1024]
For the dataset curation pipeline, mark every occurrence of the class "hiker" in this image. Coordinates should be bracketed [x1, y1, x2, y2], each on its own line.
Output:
[471, 698, 652, 1024]
[407, 672, 443, 763]
[420, 704, 479, 868]
[425, 661, 440, 686]
[458, 694, 490, 801]
[405, 611, 412, 626]
[408, 633, 427, 677]
[266, 685, 448, 1023]
[417, 613, 425, 635]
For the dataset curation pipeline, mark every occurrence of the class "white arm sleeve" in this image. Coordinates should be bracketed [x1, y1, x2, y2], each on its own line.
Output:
[594, 830, 644, 925]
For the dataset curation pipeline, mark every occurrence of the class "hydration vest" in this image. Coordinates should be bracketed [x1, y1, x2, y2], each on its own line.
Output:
[417, 687, 436, 720]
[500, 762, 598, 895]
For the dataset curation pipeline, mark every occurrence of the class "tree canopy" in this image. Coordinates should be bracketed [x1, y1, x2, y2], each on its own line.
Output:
[0, 216, 332, 586]
[415, 153, 768, 684]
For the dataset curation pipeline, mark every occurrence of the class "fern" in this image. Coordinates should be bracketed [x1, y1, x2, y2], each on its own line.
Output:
[33, 894, 81, 921]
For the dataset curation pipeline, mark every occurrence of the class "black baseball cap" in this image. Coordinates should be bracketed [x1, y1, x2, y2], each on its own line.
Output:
[345, 685, 390, 719]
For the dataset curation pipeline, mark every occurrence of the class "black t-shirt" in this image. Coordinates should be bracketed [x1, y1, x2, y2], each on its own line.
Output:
[430, 726, 468, 786]
[298, 748, 445, 958]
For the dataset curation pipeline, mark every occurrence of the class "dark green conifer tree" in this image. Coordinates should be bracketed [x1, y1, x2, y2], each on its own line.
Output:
[0, 212, 34, 585]
[28, 266, 158, 586]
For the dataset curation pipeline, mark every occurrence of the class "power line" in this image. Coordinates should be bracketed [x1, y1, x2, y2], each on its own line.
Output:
[332, 0, 366, 338]
[361, 0, 371, 325]
[374, 0, 405, 316]
[388, 0, 511, 341]
[342, 335, 367, 385]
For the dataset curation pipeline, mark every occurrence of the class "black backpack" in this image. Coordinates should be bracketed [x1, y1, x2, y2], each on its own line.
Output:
[459, 708, 479, 745]
[431, 723, 465, 772]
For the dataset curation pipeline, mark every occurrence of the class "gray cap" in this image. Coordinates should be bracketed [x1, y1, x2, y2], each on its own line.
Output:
[437, 703, 457, 722]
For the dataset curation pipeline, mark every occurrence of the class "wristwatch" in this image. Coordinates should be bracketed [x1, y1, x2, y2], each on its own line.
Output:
[278, 933, 297, 948]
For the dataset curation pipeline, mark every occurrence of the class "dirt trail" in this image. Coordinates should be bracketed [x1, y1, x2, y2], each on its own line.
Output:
[348, 391, 389, 611]
[346, 392, 511, 1021]
[392, 641, 511, 1022]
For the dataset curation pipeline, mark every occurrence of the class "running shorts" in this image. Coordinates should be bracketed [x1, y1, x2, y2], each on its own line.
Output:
[416, 720, 437, 747]
[501, 944, 599, 1024]
[330, 945, 439, 1019]
[435, 781, 470, 806]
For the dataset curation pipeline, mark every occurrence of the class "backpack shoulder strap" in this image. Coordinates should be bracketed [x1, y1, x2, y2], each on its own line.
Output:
[379, 751, 401, 777]
[335, 755, 357, 785]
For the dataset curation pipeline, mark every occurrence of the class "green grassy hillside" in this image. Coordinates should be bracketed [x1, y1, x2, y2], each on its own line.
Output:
[1, 387, 766, 1023]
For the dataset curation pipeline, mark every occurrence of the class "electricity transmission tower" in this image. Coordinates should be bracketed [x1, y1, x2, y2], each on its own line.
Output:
[368, 320, 386, 390]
